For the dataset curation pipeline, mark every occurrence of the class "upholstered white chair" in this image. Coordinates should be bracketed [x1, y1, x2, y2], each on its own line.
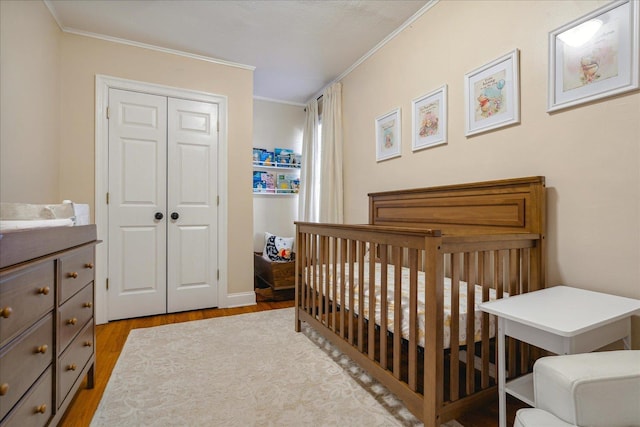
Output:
[514, 350, 640, 427]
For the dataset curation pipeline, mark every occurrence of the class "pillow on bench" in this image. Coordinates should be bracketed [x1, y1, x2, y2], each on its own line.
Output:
[262, 232, 295, 262]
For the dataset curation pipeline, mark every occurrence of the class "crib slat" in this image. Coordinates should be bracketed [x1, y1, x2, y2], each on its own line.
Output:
[348, 239, 356, 345]
[481, 251, 493, 389]
[357, 241, 366, 352]
[321, 236, 328, 326]
[379, 244, 389, 371]
[408, 248, 418, 391]
[311, 234, 317, 318]
[331, 237, 337, 331]
[423, 235, 444, 423]
[393, 246, 402, 379]
[368, 243, 376, 359]
[294, 231, 304, 331]
[509, 248, 519, 296]
[305, 233, 312, 313]
[339, 239, 347, 339]
[465, 252, 476, 395]
[450, 253, 460, 401]
[492, 251, 504, 299]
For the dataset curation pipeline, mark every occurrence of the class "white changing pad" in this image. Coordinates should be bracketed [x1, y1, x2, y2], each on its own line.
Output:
[0, 201, 90, 230]
[0, 218, 75, 231]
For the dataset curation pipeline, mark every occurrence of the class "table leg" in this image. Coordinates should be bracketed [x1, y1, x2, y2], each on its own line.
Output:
[498, 317, 506, 427]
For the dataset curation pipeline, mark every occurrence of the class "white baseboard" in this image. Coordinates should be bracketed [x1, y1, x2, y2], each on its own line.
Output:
[222, 291, 257, 308]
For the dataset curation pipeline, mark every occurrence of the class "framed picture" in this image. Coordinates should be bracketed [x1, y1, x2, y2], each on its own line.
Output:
[375, 108, 401, 161]
[411, 85, 447, 152]
[548, 0, 639, 112]
[464, 49, 520, 137]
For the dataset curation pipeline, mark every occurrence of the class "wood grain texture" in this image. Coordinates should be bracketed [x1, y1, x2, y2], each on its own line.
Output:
[295, 176, 545, 426]
[0, 225, 97, 269]
[368, 176, 545, 236]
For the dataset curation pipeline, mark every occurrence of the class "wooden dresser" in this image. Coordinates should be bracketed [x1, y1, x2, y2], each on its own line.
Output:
[0, 225, 97, 427]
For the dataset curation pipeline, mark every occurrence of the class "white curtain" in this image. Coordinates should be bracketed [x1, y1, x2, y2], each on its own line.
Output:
[319, 82, 344, 223]
[298, 99, 319, 222]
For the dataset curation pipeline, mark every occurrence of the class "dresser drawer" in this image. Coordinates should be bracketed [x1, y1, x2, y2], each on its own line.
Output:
[58, 283, 93, 354]
[57, 320, 93, 408]
[0, 262, 54, 347]
[0, 314, 53, 421]
[0, 367, 52, 427]
[59, 246, 94, 304]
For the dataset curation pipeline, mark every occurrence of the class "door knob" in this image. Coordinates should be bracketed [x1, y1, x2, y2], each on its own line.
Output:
[171, 212, 179, 220]
[155, 212, 164, 220]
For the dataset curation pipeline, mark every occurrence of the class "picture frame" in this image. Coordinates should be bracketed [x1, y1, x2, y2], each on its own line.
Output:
[375, 107, 401, 161]
[548, 0, 639, 112]
[411, 85, 447, 152]
[464, 49, 520, 137]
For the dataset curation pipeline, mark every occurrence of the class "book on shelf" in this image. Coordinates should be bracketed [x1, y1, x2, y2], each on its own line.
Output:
[253, 171, 275, 193]
[252, 148, 275, 166]
[252, 148, 264, 163]
[274, 148, 297, 167]
[253, 147, 301, 168]
[276, 173, 300, 193]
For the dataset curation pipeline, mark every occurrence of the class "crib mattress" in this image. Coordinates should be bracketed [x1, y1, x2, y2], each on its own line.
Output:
[307, 262, 501, 349]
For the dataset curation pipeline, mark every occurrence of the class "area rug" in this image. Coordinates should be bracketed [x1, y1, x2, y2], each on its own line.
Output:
[91, 308, 463, 427]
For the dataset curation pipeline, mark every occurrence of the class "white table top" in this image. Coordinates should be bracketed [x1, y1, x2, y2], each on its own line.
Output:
[479, 285, 640, 337]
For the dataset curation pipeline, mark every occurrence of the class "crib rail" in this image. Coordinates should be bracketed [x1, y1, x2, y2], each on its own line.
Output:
[294, 221, 543, 426]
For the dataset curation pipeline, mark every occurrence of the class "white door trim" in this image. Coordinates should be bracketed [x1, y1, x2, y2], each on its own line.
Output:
[95, 74, 229, 324]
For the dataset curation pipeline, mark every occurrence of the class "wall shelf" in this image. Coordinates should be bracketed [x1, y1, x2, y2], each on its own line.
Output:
[252, 162, 301, 170]
[253, 157, 300, 195]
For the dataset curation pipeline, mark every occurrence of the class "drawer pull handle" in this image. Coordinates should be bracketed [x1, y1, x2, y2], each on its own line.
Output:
[35, 404, 47, 414]
[35, 344, 48, 354]
[67, 317, 78, 325]
[85, 262, 94, 269]
[0, 307, 12, 318]
[84, 341, 93, 347]
[68, 272, 79, 279]
[83, 302, 93, 309]
[0, 383, 8, 396]
[37, 286, 50, 295]
[67, 364, 77, 371]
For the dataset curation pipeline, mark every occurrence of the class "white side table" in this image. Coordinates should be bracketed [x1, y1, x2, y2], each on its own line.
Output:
[479, 285, 640, 427]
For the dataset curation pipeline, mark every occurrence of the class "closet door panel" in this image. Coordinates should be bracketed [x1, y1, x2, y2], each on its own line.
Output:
[167, 98, 219, 312]
[107, 89, 168, 320]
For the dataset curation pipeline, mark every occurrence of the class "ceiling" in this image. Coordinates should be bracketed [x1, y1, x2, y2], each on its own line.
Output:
[45, 0, 431, 105]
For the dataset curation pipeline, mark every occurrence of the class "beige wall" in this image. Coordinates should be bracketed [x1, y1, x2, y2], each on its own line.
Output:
[1, 0, 61, 203]
[252, 99, 304, 251]
[58, 35, 254, 295]
[341, 1, 640, 345]
[1, 1, 255, 298]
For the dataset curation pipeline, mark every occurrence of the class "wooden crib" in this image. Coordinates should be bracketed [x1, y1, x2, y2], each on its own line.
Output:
[294, 176, 546, 426]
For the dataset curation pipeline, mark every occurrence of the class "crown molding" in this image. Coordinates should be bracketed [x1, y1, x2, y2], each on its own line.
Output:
[42, 0, 255, 71]
[306, 0, 440, 104]
[253, 96, 306, 107]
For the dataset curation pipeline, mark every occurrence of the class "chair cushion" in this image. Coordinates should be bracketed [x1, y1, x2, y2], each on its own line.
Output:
[515, 408, 575, 427]
[534, 350, 640, 427]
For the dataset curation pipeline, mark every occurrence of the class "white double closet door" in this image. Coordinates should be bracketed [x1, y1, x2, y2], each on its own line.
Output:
[107, 88, 218, 321]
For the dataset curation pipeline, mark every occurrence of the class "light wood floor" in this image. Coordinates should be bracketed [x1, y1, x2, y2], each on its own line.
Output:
[59, 299, 525, 427]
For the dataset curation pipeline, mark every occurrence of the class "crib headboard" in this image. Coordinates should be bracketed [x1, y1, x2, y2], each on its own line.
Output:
[368, 176, 545, 236]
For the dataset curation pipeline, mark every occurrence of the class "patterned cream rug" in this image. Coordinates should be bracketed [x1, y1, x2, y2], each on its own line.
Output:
[91, 308, 463, 427]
